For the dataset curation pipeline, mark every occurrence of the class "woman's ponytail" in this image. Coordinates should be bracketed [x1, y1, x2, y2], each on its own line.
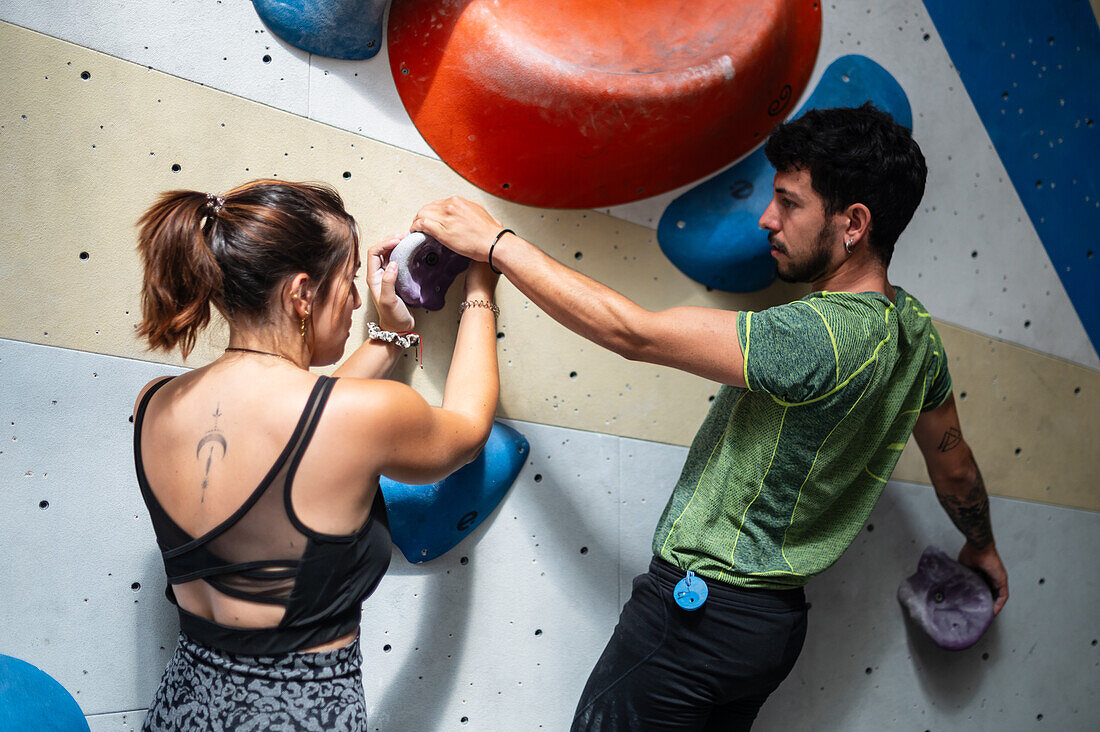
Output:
[136, 190, 223, 358]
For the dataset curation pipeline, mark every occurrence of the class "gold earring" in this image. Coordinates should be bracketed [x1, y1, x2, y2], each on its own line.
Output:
[300, 317, 307, 339]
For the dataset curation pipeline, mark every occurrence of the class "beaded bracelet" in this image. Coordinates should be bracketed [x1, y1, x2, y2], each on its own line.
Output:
[458, 299, 500, 318]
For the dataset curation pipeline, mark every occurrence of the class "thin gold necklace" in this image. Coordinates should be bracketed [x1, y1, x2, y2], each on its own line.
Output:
[224, 346, 300, 367]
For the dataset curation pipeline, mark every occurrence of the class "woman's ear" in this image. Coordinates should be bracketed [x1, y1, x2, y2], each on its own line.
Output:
[285, 273, 314, 318]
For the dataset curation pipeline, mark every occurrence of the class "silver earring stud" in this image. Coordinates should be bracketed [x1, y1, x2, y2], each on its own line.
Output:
[844, 238, 854, 254]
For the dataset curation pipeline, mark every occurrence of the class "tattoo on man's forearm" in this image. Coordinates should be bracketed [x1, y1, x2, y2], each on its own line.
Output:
[937, 426, 962, 452]
[195, 404, 227, 504]
[936, 460, 993, 549]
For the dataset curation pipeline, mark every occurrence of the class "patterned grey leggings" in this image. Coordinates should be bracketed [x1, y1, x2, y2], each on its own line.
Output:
[143, 633, 367, 731]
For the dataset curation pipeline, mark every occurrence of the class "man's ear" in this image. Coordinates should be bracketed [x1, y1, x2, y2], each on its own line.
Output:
[844, 203, 872, 245]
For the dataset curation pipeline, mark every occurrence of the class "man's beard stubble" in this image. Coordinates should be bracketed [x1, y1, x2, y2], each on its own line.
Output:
[773, 222, 835, 284]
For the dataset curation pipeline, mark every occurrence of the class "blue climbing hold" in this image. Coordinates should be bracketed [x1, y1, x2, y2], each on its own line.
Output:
[381, 421, 529, 563]
[252, 0, 389, 60]
[0, 655, 89, 732]
[657, 55, 912, 292]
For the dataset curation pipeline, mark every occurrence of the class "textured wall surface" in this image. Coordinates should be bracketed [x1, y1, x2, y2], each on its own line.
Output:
[2, 338, 1097, 730]
[0, 0, 1097, 729]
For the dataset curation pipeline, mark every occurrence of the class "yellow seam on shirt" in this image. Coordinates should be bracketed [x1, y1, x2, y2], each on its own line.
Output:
[801, 300, 840, 390]
[659, 392, 747, 558]
[887, 442, 907, 450]
[767, 303, 895, 408]
[742, 311, 753, 389]
[864, 467, 888, 484]
[779, 359, 877, 572]
[729, 405, 788, 571]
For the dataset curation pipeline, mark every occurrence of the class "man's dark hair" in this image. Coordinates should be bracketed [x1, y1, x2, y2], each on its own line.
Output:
[763, 102, 927, 267]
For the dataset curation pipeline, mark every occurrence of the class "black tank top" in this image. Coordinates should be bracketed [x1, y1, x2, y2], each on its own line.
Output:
[134, 375, 391, 655]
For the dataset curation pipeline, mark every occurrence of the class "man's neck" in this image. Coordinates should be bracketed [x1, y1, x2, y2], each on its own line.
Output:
[812, 258, 895, 303]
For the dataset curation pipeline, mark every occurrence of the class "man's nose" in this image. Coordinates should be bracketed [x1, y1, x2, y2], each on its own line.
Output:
[759, 201, 778, 231]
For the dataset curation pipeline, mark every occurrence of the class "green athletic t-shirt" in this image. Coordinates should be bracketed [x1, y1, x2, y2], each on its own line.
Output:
[652, 287, 951, 589]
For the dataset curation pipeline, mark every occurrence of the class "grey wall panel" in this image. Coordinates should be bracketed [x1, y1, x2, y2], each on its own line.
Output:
[362, 420, 622, 731]
[756, 481, 1099, 731]
[0, 339, 184, 715]
[618, 437, 689, 608]
[4, 336, 1096, 729]
[0, 0, 311, 117]
[87, 710, 144, 732]
[617, 433, 1099, 730]
[0, 339, 624, 729]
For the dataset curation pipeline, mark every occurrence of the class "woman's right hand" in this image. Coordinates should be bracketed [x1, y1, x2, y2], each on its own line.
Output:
[366, 234, 416, 333]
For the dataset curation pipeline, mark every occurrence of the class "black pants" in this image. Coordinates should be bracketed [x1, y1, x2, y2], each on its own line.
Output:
[572, 556, 808, 731]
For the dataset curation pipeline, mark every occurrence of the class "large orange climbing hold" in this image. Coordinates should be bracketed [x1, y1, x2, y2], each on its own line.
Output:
[388, 0, 822, 209]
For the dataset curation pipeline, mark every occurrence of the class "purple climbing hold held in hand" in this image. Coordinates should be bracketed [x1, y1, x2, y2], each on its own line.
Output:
[897, 545, 994, 650]
[390, 232, 470, 311]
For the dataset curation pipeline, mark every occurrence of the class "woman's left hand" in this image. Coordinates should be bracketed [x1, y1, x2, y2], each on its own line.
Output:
[367, 234, 416, 332]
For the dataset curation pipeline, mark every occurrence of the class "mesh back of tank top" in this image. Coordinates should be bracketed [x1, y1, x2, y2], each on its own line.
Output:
[136, 376, 336, 607]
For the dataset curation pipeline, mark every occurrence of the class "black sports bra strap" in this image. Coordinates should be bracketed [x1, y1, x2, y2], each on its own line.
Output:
[289, 376, 338, 460]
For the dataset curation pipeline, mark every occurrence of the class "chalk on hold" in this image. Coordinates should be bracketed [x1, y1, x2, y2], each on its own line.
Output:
[390, 232, 470, 311]
[0, 655, 89, 732]
[381, 421, 529, 563]
[252, 0, 389, 60]
[657, 55, 912, 292]
[897, 545, 994, 650]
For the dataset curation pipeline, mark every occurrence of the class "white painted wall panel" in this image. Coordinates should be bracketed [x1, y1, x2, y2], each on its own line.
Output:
[86, 710, 144, 732]
[0, 0, 311, 116]
[2, 338, 1097, 729]
[0, 342, 183, 715]
[756, 482, 1100, 730]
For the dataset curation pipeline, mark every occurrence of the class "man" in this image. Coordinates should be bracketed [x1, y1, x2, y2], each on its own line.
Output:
[412, 104, 1008, 730]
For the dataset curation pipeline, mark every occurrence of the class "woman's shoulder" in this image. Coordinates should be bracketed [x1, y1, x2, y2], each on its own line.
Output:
[324, 375, 429, 430]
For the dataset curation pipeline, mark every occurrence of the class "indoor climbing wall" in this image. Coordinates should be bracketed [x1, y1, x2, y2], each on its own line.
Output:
[0, 1, 1097, 730]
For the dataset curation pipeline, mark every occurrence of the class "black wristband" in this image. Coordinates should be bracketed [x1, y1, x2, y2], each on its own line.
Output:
[489, 228, 514, 275]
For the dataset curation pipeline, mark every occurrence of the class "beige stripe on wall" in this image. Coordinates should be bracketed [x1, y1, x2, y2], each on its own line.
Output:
[1, 21, 1095, 511]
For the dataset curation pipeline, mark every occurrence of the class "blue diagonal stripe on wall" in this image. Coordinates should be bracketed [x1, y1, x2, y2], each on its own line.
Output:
[924, 0, 1099, 358]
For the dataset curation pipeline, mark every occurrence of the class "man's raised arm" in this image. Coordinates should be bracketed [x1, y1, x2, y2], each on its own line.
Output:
[413, 196, 748, 387]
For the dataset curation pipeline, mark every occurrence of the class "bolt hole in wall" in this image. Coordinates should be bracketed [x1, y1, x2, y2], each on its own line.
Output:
[39, 500, 49, 510]
[171, 163, 181, 173]
[131, 582, 140, 592]
[80, 70, 90, 80]
[79, 251, 89, 260]
[262, 55, 272, 64]
[342, 171, 351, 179]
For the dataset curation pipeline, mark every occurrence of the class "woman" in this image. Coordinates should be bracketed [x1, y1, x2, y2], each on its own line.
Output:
[132, 180, 499, 730]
